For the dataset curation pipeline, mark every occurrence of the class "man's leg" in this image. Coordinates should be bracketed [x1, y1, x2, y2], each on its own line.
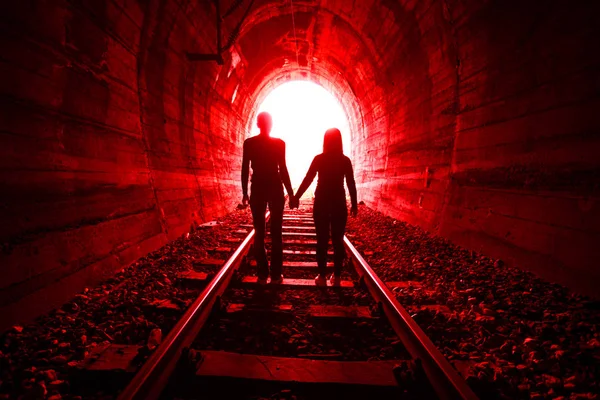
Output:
[331, 202, 348, 277]
[250, 195, 268, 279]
[268, 192, 285, 279]
[313, 200, 330, 277]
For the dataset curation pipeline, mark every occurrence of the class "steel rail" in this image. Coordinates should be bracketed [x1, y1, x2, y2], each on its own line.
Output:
[117, 213, 268, 400]
[344, 237, 479, 400]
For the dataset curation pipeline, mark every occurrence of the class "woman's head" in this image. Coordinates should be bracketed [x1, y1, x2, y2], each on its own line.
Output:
[323, 128, 343, 154]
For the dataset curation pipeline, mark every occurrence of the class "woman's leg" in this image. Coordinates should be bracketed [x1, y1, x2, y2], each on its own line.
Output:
[313, 199, 330, 277]
[331, 200, 348, 277]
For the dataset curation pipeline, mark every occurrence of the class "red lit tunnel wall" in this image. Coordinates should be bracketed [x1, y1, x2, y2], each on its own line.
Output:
[0, 0, 598, 328]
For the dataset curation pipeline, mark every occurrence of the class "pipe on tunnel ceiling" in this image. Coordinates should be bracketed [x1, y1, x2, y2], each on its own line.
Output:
[185, 0, 256, 65]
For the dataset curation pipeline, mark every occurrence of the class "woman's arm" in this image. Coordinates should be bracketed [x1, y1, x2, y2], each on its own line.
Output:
[345, 157, 358, 214]
[295, 157, 319, 200]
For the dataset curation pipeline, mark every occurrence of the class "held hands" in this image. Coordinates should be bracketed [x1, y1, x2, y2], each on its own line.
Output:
[289, 195, 300, 209]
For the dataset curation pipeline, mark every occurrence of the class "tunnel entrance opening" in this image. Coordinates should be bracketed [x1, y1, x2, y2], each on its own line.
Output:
[248, 80, 351, 192]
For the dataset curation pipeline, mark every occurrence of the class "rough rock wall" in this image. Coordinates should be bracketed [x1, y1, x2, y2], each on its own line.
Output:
[0, 0, 244, 329]
[354, 0, 600, 295]
[439, 0, 600, 294]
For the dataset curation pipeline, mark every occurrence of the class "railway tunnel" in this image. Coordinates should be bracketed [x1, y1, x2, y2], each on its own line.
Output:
[1, 0, 600, 389]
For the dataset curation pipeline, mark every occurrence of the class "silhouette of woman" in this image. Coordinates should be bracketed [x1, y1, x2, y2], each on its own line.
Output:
[293, 128, 357, 286]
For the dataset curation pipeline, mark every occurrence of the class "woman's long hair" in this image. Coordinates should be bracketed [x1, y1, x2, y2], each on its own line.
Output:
[323, 128, 343, 154]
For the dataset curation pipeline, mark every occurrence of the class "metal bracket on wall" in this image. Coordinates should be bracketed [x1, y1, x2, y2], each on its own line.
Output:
[186, 0, 254, 65]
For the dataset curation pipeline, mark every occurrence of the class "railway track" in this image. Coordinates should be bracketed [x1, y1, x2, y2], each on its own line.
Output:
[96, 202, 478, 400]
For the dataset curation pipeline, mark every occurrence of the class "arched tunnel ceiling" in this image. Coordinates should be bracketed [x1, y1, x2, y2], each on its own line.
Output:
[201, 0, 600, 299]
[236, 0, 382, 81]
[219, 0, 417, 139]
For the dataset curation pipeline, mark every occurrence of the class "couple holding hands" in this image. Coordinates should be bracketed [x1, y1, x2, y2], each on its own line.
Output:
[241, 112, 357, 287]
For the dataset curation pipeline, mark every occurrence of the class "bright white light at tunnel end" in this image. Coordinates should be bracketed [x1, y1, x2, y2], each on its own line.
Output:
[250, 80, 351, 191]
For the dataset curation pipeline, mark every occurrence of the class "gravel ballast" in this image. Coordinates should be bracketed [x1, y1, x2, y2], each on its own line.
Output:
[0, 209, 252, 399]
[345, 204, 599, 400]
[3, 202, 598, 400]
[192, 282, 410, 362]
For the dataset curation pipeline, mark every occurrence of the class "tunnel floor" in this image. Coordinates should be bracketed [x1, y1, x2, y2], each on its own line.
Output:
[1, 204, 599, 399]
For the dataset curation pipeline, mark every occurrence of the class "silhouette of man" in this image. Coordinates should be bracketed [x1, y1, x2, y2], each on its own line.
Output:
[242, 112, 294, 284]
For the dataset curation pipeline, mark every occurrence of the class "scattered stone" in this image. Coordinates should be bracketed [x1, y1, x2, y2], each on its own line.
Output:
[147, 328, 162, 350]
[148, 299, 180, 311]
[32, 381, 47, 397]
[41, 369, 58, 381]
[48, 379, 65, 390]
[50, 355, 67, 365]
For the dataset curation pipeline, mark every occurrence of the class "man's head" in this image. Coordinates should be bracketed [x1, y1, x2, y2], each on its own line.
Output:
[256, 112, 273, 135]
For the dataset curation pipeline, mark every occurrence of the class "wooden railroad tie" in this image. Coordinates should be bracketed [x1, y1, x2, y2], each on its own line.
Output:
[248, 260, 333, 269]
[225, 304, 374, 319]
[195, 351, 405, 387]
[241, 276, 354, 288]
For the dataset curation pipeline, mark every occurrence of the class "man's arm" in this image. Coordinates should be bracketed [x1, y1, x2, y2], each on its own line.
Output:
[278, 141, 294, 197]
[295, 157, 318, 200]
[241, 140, 250, 204]
[345, 157, 358, 215]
